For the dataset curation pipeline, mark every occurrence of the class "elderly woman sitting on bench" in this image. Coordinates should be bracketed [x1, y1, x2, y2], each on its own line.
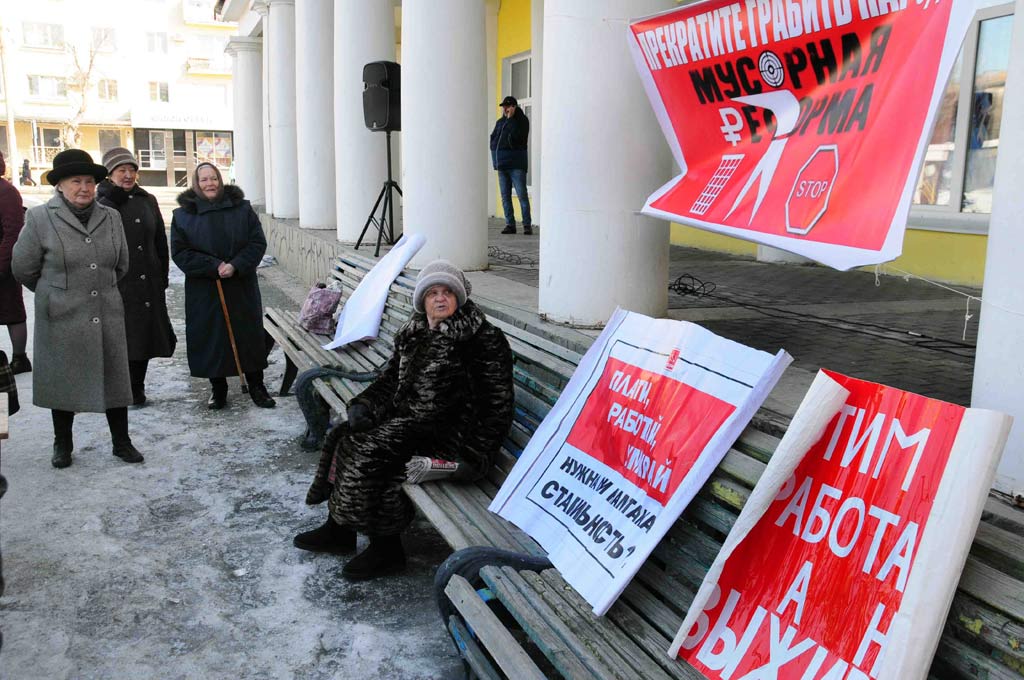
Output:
[293, 260, 515, 580]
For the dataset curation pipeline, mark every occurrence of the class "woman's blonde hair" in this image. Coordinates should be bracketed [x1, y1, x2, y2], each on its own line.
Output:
[191, 162, 224, 201]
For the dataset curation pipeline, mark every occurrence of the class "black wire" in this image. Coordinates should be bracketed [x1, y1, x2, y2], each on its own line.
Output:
[668, 273, 976, 359]
[488, 245, 538, 267]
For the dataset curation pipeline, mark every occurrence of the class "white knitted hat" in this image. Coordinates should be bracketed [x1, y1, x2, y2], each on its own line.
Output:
[413, 260, 471, 313]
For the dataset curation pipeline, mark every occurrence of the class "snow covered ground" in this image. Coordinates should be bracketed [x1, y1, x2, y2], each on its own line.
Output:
[0, 263, 462, 679]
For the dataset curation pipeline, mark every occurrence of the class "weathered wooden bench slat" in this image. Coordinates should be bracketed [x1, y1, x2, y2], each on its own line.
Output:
[445, 574, 548, 680]
[440, 483, 536, 555]
[447, 615, 504, 680]
[481, 566, 614, 680]
[404, 484, 474, 551]
[936, 631, 1022, 680]
[960, 557, 1024, 622]
[948, 592, 1024, 667]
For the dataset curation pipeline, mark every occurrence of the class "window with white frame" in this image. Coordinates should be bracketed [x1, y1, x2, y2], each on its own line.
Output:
[27, 75, 67, 98]
[22, 23, 64, 49]
[149, 81, 169, 103]
[146, 32, 168, 54]
[98, 79, 118, 101]
[501, 52, 535, 187]
[92, 27, 116, 51]
[912, 4, 1012, 228]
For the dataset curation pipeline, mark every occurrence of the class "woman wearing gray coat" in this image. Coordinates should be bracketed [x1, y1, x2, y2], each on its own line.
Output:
[12, 149, 145, 468]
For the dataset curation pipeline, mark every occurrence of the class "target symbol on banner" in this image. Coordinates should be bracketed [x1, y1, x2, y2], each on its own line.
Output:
[759, 51, 785, 88]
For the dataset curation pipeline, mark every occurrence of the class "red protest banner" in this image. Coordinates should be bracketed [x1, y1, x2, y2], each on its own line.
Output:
[676, 371, 964, 677]
[629, 2, 972, 270]
[566, 357, 736, 506]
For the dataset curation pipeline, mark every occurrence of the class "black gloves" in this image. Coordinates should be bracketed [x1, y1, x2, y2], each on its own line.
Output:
[346, 402, 374, 433]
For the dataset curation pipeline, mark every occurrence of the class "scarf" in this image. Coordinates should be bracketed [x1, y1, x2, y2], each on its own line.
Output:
[60, 193, 95, 226]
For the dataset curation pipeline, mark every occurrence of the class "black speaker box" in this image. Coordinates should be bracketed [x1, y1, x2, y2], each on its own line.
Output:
[363, 61, 401, 132]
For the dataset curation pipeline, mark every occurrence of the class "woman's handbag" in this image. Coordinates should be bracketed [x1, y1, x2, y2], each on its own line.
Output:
[0, 351, 20, 416]
[297, 283, 343, 336]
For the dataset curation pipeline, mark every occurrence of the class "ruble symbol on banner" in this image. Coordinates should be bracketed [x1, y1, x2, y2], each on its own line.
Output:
[719, 108, 744, 147]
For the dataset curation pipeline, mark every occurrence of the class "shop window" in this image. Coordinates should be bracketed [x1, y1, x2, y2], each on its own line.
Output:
[501, 52, 535, 188]
[195, 130, 233, 168]
[912, 4, 1012, 228]
[98, 130, 121, 155]
[23, 23, 64, 49]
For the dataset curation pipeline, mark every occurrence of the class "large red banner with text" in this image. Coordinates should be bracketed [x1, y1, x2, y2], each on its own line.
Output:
[677, 371, 965, 677]
[566, 357, 736, 505]
[629, 1, 970, 270]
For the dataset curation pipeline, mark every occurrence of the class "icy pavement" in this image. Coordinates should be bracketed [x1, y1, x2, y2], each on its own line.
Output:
[0, 263, 462, 679]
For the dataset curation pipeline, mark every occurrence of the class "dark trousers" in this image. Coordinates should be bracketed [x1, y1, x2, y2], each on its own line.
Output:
[52, 407, 131, 445]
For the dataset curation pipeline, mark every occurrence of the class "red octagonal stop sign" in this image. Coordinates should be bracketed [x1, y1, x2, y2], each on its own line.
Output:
[786, 145, 839, 236]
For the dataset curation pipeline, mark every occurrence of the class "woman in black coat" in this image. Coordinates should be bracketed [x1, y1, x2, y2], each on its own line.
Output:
[97, 148, 176, 406]
[170, 163, 274, 409]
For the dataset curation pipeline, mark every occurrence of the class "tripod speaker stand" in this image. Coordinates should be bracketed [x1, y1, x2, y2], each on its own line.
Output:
[355, 131, 401, 257]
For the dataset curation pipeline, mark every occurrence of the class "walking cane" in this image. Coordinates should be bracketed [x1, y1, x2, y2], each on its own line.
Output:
[215, 279, 248, 394]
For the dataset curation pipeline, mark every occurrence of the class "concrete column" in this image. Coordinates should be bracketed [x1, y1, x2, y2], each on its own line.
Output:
[486, 0, 499, 218]
[164, 130, 175, 187]
[334, 0, 395, 242]
[225, 37, 265, 206]
[295, 0, 334, 229]
[267, 0, 298, 219]
[402, 0, 488, 270]
[254, 1, 273, 214]
[530, 0, 543, 226]
[972, 0, 1024, 497]
[538, 0, 673, 327]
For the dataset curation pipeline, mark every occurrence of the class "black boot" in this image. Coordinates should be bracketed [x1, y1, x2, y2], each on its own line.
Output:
[10, 354, 31, 375]
[249, 382, 276, 409]
[112, 440, 145, 464]
[523, 225, 533, 236]
[208, 383, 228, 410]
[293, 516, 356, 555]
[500, 224, 516, 235]
[300, 428, 321, 451]
[51, 437, 73, 469]
[342, 534, 406, 581]
[131, 384, 147, 407]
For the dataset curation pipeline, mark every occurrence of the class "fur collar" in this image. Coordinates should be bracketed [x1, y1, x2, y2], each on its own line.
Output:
[97, 180, 151, 207]
[175, 184, 245, 214]
[400, 299, 486, 344]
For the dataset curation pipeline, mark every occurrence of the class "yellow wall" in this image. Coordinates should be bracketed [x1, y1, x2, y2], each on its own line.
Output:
[670, 223, 758, 256]
[495, 0, 533, 221]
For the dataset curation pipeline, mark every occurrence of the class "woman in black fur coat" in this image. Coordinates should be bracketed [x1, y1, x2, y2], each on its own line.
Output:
[294, 260, 515, 580]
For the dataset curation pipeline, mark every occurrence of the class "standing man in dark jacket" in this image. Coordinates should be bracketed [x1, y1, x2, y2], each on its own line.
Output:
[490, 96, 532, 235]
[0, 152, 29, 374]
[97, 148, 176, 406]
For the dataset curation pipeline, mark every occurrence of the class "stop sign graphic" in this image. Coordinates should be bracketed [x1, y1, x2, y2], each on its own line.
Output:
[786, 145, 839, 235]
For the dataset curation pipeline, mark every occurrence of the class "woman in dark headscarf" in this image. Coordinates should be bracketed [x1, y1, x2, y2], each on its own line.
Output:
[97, 147, 176, 406]
[170, 162, 275, 409]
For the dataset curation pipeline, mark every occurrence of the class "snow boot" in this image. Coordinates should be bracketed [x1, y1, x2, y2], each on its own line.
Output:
[293, 516, 356, 555]
[51, 437, 73, 469]
[342, 534, 406, 581]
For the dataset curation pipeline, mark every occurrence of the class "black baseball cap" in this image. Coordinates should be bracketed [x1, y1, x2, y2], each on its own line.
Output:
[500, 96, 518, 108]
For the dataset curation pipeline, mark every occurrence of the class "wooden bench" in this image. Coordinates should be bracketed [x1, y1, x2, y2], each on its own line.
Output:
[263, 252, 1024, 679]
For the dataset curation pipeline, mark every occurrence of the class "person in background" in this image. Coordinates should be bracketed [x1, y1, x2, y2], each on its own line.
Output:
[293, 261, 515, 580]
[0, 152, 29, 374]
[12, 149, 145, 468]
[19, 159, 34, 187]
[97, 148, 176, 406]
[489, 95, 532, 235]
[170, 163, 275, 409]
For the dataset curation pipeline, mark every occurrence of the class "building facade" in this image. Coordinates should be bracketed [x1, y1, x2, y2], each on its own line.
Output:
[0, 0, 235, 186]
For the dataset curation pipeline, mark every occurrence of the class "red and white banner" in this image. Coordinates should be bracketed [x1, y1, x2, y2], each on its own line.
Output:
[629, 1, 973, 270]
[672, 370, 1012, 679]
[490, 309, 791, 615]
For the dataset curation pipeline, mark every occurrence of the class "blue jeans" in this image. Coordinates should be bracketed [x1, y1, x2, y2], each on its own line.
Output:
[497, 168, 531, 228]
